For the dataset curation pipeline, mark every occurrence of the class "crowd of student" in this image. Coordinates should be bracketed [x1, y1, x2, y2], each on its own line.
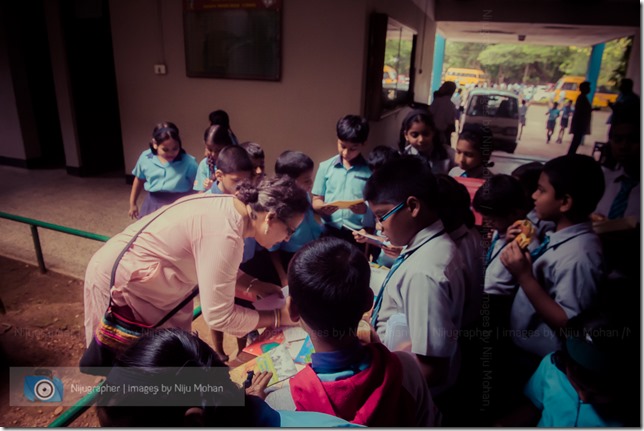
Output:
[83, 105, 640, 427]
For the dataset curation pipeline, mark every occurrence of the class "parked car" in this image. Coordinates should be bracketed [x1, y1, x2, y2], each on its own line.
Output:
[461, 88, 519, 153]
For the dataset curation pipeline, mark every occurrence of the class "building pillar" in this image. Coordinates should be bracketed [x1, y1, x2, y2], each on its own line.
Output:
[585, 42, 605, 103]
[430, 33, 445, 104]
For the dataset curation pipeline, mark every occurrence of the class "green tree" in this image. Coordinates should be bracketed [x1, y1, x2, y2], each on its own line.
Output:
[477, 44, 570, 83]
[444, 41, 487, 71]
[443, 38, 631, 87]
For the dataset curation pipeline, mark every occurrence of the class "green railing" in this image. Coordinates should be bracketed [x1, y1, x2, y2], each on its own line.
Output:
[0, 211, 204, 426]
[0, 211, 110, 273]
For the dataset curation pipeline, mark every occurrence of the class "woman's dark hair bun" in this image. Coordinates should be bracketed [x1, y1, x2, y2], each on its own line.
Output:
[235, 180, 259, 204]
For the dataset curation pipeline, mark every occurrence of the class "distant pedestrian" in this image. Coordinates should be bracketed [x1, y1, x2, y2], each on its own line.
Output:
[556, 100, 574, 144]
[451, 88, 463, 131]
[568, 82, 593, 155]
[430, 81, 458, 147]
[518, 100, 528, 140]
[545, 102, 561, 144]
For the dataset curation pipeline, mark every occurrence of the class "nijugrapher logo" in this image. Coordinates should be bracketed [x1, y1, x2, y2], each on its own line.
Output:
[24, 369, 63, 402]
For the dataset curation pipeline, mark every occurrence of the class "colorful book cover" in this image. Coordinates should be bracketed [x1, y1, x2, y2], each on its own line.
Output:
[256, 344, 298, 386]
[294, 336, 315, 364]
[242, 328, 285, 356]
[229, 344, 298, 387]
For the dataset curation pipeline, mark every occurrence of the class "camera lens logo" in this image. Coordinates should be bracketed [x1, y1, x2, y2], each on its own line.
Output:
[24, 373, 64, 402]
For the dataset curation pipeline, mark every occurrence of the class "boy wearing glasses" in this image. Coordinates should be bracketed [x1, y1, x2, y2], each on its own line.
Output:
[363, 156, 466, 396]
[312, 114, 373, 247]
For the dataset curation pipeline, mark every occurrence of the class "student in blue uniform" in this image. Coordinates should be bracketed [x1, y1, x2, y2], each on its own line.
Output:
[312, 114, 372, 248]
[511, 162, 556, 241]
[499, 309, 638, 427]
[353, 145, 402, 267]
[364, 156, 466, 398]
[129, 122, 198, 219]
[240, 141, 266, 185]
[501, 154, 605, 369]
[193, 123, 236, 192]
[268, 150, 323, 286]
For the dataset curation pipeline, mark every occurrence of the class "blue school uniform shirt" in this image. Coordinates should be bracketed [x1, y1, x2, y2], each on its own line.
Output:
[547, 108, 561, 122]
[210, 181, 258, 263]
[526, 208, 556, 242]
[561, 105, 573, 120]
[269, 197, 322, 253]
[483, 230, 542, 296]
[524, 353, 623, 427]
[132, 149, 198, 192]
[193, 158, 214, 191]
[510, 222, 604, 357]
[312, 154, 371, 230]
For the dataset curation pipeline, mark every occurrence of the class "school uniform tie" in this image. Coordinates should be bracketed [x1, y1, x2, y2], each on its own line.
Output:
[370, 254, 406, 328]
[607, 176, 638, 219]
[529, 235, 551, 261]
[484, 232, 499, 267]
[370, 229, 445, 328]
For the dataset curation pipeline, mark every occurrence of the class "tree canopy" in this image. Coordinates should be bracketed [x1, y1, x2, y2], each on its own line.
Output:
[444, 37, 632, 89]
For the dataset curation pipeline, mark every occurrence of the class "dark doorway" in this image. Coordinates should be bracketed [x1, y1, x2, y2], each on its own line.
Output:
[1, 0, 65, 168]
[60, 0, 124, 176]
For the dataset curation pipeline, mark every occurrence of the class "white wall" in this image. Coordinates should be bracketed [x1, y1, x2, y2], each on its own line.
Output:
[109, 0, 437, 174]
[110, 0, 374, 174]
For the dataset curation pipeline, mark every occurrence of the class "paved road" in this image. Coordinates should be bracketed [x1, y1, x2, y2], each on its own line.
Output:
[461, 103, 611, 175]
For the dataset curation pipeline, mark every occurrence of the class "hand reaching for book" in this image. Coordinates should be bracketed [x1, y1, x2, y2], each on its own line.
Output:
[244, 371, 273, 399]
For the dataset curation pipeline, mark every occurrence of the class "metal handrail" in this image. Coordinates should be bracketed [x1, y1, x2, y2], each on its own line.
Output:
[0, 211, 110, 273]
[0, 211, 207, 426]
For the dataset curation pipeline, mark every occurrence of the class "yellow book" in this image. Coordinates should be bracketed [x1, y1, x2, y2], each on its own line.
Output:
[321, 199, 364, 209]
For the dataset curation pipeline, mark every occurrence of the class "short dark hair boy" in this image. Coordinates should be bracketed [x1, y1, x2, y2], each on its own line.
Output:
[215, 145, 253, 174]
[541, 154, 604, 222]
[337, 115, 369, 143]
[501, 154, 606, 358]
[269, 237, 436, 426]
[288, 237, 372, 337]
[366, 145, 400, 172]
[363, 156, 465, 390]
[275, 151, 314, 179]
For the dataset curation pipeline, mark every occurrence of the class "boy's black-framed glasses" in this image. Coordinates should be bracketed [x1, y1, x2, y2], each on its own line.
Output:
[377, 201, 406, 223]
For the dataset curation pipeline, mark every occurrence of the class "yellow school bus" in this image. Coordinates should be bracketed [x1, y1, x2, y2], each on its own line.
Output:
[444, 67, 489, 86]
[554, 75, 618, 108]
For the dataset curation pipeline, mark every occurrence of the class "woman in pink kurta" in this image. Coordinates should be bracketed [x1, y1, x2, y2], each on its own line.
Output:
[83, 176, 308, 346]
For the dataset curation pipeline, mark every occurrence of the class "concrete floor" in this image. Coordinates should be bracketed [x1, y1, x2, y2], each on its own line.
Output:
[0, 104, 608, 280]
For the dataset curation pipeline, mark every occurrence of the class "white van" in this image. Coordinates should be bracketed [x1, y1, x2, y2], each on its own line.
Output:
[461, 88, 519, 153]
